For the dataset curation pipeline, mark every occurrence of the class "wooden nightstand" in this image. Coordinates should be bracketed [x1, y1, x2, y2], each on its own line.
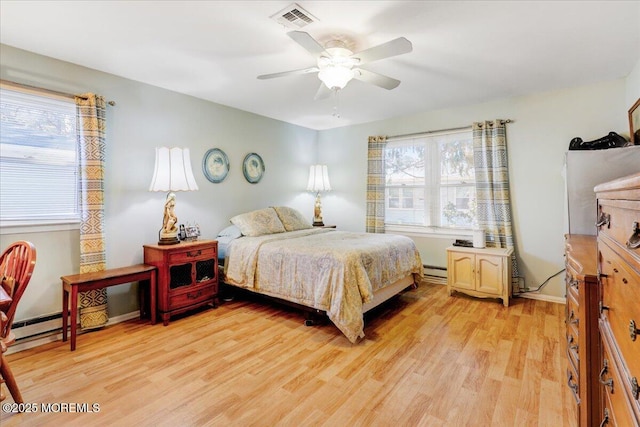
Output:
[314, 225, 336, 228]
[446, 245, 513, 307]
[143, 239, 219, 325]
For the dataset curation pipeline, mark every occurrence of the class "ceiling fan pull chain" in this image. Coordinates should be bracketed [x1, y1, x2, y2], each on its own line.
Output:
[332, 88, 341, 118]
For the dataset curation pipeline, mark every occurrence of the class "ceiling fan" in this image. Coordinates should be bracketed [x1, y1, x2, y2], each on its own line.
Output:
[257, 31, 413, 100]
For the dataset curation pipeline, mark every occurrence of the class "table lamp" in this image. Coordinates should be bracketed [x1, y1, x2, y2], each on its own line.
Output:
[306, 164, 331, 226]
[149, 147, 199, 245]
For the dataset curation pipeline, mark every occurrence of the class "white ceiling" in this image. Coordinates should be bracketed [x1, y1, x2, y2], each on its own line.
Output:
[1, 1, 639, 130]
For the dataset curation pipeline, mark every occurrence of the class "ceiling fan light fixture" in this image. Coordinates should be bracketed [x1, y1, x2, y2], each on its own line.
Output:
[318, 65, 354, 90]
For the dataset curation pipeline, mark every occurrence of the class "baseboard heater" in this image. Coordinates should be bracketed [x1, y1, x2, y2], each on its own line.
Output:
[11, 312, 64, 342]
[422, 264, 447, 285]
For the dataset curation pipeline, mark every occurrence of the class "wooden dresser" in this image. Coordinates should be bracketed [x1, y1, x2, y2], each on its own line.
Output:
[564, 234, 601, 426]
[595, 173, 640, 426]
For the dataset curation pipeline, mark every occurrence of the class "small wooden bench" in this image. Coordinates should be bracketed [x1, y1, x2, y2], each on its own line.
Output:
[61, 264, 157, 351]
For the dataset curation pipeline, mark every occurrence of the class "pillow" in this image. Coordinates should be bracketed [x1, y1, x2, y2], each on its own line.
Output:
[216, 224, 242, 239]
[230, 208, 286, 237]
[216, 225, 243, 261]
[272, 206, 313, 231]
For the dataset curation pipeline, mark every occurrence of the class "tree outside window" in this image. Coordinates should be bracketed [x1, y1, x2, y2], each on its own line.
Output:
[385, 129, 476, 230]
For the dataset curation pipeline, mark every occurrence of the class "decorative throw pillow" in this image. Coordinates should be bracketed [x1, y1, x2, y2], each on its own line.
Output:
[272, 206, 313, 231]
[230, 208, 286, 237]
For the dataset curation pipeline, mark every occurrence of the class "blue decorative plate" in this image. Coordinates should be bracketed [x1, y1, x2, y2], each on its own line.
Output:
[242, 153, 264, 184]
[202, 148, 229, 183]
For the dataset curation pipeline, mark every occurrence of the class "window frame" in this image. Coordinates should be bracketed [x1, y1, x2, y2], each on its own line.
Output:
[383, 128, 476, 238]
[0, 80, 81, 233]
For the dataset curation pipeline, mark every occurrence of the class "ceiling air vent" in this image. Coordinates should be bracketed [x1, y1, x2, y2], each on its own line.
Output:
[270, 3, 318, 29]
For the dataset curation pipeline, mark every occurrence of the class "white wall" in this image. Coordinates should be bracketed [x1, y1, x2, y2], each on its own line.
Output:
[626, 58, 640, 108]
[0, 44, 318, 322]
[317, 79, 631, 299]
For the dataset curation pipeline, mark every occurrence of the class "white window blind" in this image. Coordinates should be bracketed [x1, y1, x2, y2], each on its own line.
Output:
[0, 83, 79, 224]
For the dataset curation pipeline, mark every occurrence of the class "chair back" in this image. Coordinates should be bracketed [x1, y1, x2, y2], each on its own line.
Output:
[0, 241, 36, 342]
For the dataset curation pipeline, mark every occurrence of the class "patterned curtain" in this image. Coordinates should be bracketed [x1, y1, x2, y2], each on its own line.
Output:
[365, 136, 387, 233]
[75, 94, 108, 329]
[473, 120, 520, 292]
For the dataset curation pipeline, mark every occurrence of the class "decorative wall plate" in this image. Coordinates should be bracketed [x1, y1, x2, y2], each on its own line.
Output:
[242, 153, 265, 184]
[202, 148, 229, 183]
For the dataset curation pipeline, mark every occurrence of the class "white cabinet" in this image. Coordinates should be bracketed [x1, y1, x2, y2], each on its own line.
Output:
[446, 246, 513, 307]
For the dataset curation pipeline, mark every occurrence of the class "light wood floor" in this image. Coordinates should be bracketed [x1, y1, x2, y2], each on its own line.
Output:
[1, 282, 577, 426]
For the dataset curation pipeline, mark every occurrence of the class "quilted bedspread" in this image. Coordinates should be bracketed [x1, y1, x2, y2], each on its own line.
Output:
[224, 228, 423, 343]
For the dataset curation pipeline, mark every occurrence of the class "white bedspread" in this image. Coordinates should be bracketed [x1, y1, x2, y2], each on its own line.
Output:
[224, 228, 422, 343]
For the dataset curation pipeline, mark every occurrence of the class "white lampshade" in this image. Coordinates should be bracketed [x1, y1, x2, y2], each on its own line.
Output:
[306, 164, 331, 193]
[318, 65, 354, 90]
[149, 147, 199, 192]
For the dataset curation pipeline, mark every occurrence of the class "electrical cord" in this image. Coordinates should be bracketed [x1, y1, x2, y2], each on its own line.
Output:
[514, 269, 566, 294]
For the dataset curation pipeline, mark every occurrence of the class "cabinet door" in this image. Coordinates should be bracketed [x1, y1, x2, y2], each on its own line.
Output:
[476, 254, 503, 294]
[169, 263, 193, 289]
[450, 252, 475, 290]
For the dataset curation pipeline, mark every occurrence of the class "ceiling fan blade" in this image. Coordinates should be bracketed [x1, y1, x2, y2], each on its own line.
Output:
[313, 83, 333, 101]
[288, 31, 329, 58]
[353, 68, 401, 90]
[351, 37, 412, 64]
[257, 67, 319, 80]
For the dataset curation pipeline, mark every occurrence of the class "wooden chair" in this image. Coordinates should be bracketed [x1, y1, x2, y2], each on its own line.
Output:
[0, 241, 36, 403]
[0, 311, 8, 402]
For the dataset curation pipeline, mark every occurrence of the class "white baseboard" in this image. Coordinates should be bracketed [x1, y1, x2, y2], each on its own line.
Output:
[6, 311, 141, 355]
[514, 292, 566, 304]
[419, 278, 566, 305]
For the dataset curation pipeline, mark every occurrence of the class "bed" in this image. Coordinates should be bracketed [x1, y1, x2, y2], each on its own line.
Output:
[219, 207, 423, 343]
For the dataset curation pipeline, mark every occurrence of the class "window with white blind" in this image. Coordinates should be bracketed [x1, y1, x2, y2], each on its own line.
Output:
[0, 82, 79, 226]
[384, 129, 476, 231]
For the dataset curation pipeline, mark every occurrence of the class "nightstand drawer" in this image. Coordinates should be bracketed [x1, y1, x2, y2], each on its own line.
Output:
[170, 283, 216, 308]
[169, 246, 217, 263]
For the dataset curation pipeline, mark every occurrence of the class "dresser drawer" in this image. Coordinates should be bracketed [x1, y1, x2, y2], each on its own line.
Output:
[566, 291, 580, 330]
[566, 328, 579, 371]
[567, 362, 580, 405]
[565, 269, 580, 300]
[169, 246, 217, 263]
[599, 241, 640, 381]
[600, 325, 640, 426]
[597, 199, 640, 265]
[565, 291, 580, 369]
[170, 282, 217, 308]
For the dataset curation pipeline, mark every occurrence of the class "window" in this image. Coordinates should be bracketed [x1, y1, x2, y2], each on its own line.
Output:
[0, 82, 79, 225]
[384, 129, 476, 230]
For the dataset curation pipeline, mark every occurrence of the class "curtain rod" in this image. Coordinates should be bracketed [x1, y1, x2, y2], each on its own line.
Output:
[1, 79, 116, 106]
[388, 119, 512, 141]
